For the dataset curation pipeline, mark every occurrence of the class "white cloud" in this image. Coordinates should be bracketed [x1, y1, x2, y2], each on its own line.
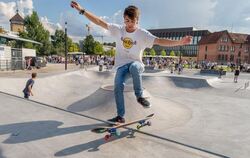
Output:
[17, 0, 33, 16]
[0, 0, 34, 30]
[130, 0, 217, 29]
[56, 10, 123, 42]
[245, 17, 250, 21]
[40, 16, 62, 35]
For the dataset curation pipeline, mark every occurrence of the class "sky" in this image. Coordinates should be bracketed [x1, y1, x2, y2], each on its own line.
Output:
[1, 0, 250, 42]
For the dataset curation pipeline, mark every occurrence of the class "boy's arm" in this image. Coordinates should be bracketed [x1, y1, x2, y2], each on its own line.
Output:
[71, 1, 108, 30]
[154, 36, 192, 47]
[28, 85, 33, 96]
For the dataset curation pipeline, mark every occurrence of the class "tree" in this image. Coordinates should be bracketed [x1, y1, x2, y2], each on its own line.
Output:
[94, 41, 104, 55]
[51, 29, 75, 56]
[82, 35, 96, 54]
[143, 50, 148, 56]
[69, 43, 80, 52]
[176, 51, 180, 57]
[106, 48, 116, 57]
[170, 50, 175, 56]
[150, 48, 156, 56]
[161, 50, 166, 56]
[20, 11, 51, 56]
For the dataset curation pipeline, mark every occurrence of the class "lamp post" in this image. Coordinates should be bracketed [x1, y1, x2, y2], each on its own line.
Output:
[65, 22, 68, 70]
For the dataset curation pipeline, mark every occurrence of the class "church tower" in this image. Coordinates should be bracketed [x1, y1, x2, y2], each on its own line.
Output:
[9, 8, 24, 33]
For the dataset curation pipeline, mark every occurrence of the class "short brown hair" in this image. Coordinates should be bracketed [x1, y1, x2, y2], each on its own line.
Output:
[124, 5, 140, 20]
[31, 73, 37, 78]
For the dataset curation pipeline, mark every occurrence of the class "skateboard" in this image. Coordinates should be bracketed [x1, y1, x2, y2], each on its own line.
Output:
[91, 113, 154, 141]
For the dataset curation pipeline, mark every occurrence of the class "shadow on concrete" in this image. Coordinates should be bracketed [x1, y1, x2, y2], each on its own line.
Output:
[0, 121, 106, 144]
[54, 130, 133, 157]
[67, 88, 115, 112]
[0, 148, 6, 158]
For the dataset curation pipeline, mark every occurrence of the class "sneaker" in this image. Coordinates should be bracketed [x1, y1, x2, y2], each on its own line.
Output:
[137, 97, 151, 108]
[107, 116, 125, 123]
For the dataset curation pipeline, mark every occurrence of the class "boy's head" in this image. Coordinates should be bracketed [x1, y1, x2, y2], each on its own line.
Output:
[31, 73, 37, 79]
[123, 5, 140, 32]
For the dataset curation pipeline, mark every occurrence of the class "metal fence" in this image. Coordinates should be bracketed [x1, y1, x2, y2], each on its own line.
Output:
[0, 59, 25, 71]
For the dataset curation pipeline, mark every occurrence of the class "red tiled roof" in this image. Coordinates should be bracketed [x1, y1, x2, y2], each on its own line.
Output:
[9, 13, 24, 22]
[198, 30, 228, 45]
[199, 30, 250, 45]
[229, 33, 248, 44]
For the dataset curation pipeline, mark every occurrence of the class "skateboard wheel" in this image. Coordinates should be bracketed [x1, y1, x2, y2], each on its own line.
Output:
[147, 121, 152, 126]
[115, 130, 121, 136]
[139, 120, 145, 125]
[104, 134, 111, 141]
[137, 125, 141, 130]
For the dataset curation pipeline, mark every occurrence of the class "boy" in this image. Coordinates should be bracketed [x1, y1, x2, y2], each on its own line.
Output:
[71, 1, 192, 123]
[23, 73, 37, 99]
[234, 67, 240, 83]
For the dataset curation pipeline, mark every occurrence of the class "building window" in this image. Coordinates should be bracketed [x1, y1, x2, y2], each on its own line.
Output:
[205, 54, 207, 60]
[205, 46, 207, 52]
[238, 51, 241, 57]
[221, 37, 228, 42]
[230, 55, 234, 61]
[218, 54, 221, 60]
[230, 46, 235, 52]
[240, 44, 243, 48]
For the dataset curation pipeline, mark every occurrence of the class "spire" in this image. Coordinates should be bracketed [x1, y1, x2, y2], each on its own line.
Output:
[16, 0, 19, 13]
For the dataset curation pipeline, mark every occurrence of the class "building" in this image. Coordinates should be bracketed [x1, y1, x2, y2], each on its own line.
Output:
[0, 10, 41, 70]
[198, 30, 250, 65]
[9, 10, 24, 33]
[0, 33, 41, 70]
[148, 27, 210, 57]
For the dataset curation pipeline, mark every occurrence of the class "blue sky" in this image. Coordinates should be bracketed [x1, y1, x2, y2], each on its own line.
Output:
[1, 0, 250, 42]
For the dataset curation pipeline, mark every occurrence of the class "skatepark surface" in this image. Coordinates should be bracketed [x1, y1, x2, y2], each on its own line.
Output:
[0, 67, 250, 158]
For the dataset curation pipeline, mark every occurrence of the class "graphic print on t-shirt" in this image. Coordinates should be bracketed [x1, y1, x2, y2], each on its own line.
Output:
[121, 37, 137, 49]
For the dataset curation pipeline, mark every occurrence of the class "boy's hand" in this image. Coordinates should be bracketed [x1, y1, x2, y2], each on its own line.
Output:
[30, 92, 34, 96]
[70, 1, 83, 12]
[180, 36, 192, 45]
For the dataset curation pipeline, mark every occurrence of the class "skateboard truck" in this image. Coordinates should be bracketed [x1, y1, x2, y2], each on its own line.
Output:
[104, 128, 121, 141]
[136, 120, 152, 130]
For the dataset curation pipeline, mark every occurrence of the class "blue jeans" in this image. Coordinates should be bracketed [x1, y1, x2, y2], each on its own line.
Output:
[114, 61, 144, 117]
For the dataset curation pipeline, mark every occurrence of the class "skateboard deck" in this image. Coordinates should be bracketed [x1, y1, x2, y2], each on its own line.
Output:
[91, 113, 154, 141]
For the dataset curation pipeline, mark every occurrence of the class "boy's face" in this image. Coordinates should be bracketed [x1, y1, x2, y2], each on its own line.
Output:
[124, 15, 138, 32]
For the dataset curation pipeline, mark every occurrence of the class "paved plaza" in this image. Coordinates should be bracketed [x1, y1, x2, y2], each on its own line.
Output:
[0, 65, 249, 158]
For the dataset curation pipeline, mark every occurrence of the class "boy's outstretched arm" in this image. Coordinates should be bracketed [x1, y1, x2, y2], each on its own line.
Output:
[154, 36, 192, 47]
[71, 1, 108, 30]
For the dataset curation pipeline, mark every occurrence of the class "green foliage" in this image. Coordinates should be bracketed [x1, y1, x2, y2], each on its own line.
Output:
[150, 48, 156, 56]
[106, 48, 116, 57]
[143, 51, 148, 56]
[176, 51, 180, 57]
[82, 35, 95, 54]
[51, 29, 75, 56]
[19, 11, 51, 56]
[69, 43, 80, 52]
[161, 50, 166, 56]
[94, 41, 104, 55]
[170, 50, 175, 56]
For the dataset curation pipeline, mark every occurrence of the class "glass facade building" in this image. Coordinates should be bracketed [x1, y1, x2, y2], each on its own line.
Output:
[148, 27, 210, 57]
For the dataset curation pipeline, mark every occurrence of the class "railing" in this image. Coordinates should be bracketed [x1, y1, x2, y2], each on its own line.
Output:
[0, 59, 25, 71]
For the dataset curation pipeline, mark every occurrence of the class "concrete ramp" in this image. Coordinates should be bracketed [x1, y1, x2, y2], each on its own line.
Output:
[67, 84, 192, 131]
[142, 76, 213, 89]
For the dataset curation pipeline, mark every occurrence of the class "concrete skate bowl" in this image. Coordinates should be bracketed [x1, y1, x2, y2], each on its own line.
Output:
[0, 70, 113, 108]
[67, 84, 192, 131]
[142, 76, 213, 90]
